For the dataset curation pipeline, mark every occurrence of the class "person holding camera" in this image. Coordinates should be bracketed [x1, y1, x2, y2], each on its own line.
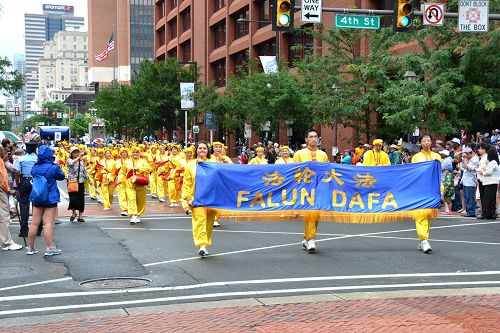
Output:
[66, 146, 89, 222]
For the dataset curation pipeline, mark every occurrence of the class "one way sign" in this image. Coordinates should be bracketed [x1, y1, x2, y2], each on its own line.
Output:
[301, 0, 322, 23]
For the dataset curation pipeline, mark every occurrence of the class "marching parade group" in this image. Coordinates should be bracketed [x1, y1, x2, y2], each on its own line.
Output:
[1, 128, 499, 258]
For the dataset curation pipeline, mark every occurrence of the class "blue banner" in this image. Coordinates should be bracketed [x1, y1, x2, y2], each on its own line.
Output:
[194, 161, 441, 223]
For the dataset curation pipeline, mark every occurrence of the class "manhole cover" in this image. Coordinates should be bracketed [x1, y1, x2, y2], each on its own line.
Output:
[79, 277, 151, 289]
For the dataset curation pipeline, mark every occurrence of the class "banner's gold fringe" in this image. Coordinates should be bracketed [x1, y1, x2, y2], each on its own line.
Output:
[213, 208, 439, 224]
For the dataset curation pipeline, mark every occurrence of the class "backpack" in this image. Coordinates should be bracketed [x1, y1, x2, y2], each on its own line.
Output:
[29, 166, 52, 205]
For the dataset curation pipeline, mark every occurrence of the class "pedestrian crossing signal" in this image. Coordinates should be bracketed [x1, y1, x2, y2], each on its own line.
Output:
[393, 0, 415, 32]
[272, 0, 295, 32]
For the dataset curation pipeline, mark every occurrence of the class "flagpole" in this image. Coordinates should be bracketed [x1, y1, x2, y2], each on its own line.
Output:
[112, 24, 116, 82]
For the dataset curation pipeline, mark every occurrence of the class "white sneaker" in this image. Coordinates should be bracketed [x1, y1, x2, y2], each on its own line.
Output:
[304, 239, 316, 252]
[169, 203, 175, 208]
[121, 211, 128, 216]
[302, 239, 308, 250]
[174, 203, 179, 207]
[97, 199, 103, 204]
[136, 218, 141, 223]
[159, 198, 165, 203]
[130, 216, 138, 224]
[103, 207, 111, 211]
[2, 243, 23, 251]
[213, 221, 220, 228]
[151, 194, 158, 199]
[198, 246, 208, 257]
[418, 240, 432, 253]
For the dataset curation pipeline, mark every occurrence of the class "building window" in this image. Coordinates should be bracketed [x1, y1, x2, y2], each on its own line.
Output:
[257, 0, 271, 28]
[168, 47, 177, 59]
[181, 8, 190, 32]
[288, 29, 314, 63]
[168, 18, 177, 39]
[256, 40, 276, 56]
[157, 0, 165, 19]
[181, 41, 191, 61]
[232, 51, 248, 75]
[215, 0, 225, 11]
[213, 22, 226, 49]
[234, 10, 249, 39]
[213, 59, 226, 87]
[157, 26, 166, 47]
[169, 0, 177, 11]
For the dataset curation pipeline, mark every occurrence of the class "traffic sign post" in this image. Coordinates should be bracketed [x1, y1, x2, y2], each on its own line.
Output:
[301, 0, 322, 23]
[335, 14, 380, 30]
[423, 3, 444, 26]
[458, 0, 489, 32]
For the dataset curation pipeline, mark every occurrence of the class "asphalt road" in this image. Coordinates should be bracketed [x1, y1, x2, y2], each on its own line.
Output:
[1, 212, 499, 319]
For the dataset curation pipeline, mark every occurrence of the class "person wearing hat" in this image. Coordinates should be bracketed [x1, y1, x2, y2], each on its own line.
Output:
[362, 139, 390, 166]
[275, 146, 293, 164]
[13, 141, 41, 237]
[491, 129, 500, 144]
[167, 144, 186, 208]
[293, 129, 329, 252]
[459, 146, 480, 217]
[66, 146, 89, 222]
[442, 164, 455, 214]
[85, 148, 99, 201]
[155, 145, 170, 203]
[341, 149, 353, 165]
[248, 147, 268, 165]
[212, 142, 233, 164]
[411, 133, 442, 253]
[100, 150, 117, 211]
[119, 147, 152, 224]
[439, 149, 453, 176]
[145, 145, 159, 199]
[389, 144, 403, 165]
[114, 148, 130, 216]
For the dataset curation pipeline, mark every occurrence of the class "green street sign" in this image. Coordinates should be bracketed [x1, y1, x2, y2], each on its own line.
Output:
[335, 14, 380, 30]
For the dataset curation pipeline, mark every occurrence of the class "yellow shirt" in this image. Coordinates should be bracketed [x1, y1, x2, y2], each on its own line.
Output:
[411, 150, 442, 163]
[118, 157, 152, 188]
[248, 156, 268, 165]
[182, 158, 211, 202]
[362, 150, 391, 166]
[275, 157, 293, 164]
[292, 148, 329, 162]
[213, 153, 233, 164]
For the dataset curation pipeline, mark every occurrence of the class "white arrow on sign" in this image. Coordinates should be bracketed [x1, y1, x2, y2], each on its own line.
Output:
[301, 0, 322, 24]
[423, 3, 444, 26]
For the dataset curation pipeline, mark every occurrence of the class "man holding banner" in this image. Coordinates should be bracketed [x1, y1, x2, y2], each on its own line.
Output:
[292, 129, 329, 252]
[411, 134, 442, 253]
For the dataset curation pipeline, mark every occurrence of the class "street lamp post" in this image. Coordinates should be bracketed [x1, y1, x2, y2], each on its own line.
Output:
[332, 83, 340, 148]
[179, 61, 197, 148]
[404, 71, 417, 143]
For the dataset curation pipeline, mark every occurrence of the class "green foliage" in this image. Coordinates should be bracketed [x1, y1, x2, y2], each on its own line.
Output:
[0, 57, 24, 96]
[94, 59, 196, 138]
[0, 114, 12, 131]
[69, 113, 91, 137]
[20, 114, 61, 131]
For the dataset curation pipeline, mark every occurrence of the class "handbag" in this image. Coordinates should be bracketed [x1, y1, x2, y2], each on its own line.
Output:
[68, 160, 81, 193]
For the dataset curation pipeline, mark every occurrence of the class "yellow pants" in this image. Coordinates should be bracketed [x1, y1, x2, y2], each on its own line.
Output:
[168, 179, 180, 203]
[126, 185, 147, 216]
[157, 177, 167, 200]
[192, 207, 215, 248]
[149, 173, 157, 197]
[415, 217, 430, 240]
[304, 212, 320, 240]
[88, 177, 98, 199]
[116, 183, 128, 212]
[101, 183, 115, 209]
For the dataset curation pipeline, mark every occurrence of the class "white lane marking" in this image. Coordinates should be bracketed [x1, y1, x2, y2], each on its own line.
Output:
[103, 227, 314, 236]
[2, 271, 500, 302]
[2, 280, 500, 316]
[89, 215, 191, 221]
[0, 277, 72, 292]
[358, 235, 500, 246]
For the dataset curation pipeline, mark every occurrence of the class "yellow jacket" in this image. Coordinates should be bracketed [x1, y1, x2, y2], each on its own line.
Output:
[362, 150, 391, 166]
[118, 157, 152, 188]
[275, 157, 293, 164]
[249, 156, 268, 165]
[292, 148, 329, 162]
[168, 154, 187, 179]
[182, 158, 212, 202]
[411, 150, 442, 163]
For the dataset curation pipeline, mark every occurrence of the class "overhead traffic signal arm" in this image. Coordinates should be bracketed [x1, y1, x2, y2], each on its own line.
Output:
[393, 0, 415, 32]
[272, 0, 295, 32]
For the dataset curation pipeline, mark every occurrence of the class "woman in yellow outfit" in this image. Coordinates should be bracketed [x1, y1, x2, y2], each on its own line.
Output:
[114, 148, 129, 216]
[146, 146, 159, 199]
[100, 150, 117, 210]
[248, 147, 268, 165]
[118, 147, 151, 224]
[155, 145, 170, 203]
[212, 142, 233, 164]
[182, 141, 215, 257]
[167, 145, 186, 208]
[85, 149, 99, 200]
[181, 146, 195, 215]
[93, 149, 106, 204]
[275, 146, 293, 164]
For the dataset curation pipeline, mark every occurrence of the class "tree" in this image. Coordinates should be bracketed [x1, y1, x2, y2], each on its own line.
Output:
[69, 113, 91, 138]
[0, 113, 12, 131]
[19, 114, 59, 133]
[0, 57, 23, 96]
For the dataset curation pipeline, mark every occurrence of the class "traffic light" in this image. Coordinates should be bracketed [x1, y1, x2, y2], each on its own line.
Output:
[393, 0, 415, 32]
[70, 111, 75, 118]
[52, 111, 56, 119]
[272, 0, 295, 32]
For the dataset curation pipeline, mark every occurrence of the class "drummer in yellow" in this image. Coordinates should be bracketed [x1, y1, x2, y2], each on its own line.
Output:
[293, 129, 329, 252]
[100, 150, 117, 210]
[118, 147, 152, 224]
[146, 145, 159, 199]
[411, 133, 442, 254]
[248, 147, 268, 165]
[275, 146, 293, 164]
[167, 144, 186, 208]
[362, 139, 390, 166]
[155, 145, 170, 203]
[114, 148, 130, 216]
[182, 141, 215, 257]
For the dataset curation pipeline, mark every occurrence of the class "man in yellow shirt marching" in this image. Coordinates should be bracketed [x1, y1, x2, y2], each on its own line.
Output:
[293, 129, 329, 252]
[362, 139, 390, 166]
[411, 133, 442, 253]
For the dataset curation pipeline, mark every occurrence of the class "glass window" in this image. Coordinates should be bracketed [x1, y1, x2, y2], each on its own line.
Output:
[181, 8, 191, 32]
[234, 10, 249, 39]
[213, 59, 226, 87]
[257, 0, 271, 28]
[181, 41, 191, 61]
[168, 18, 177, 39]
[213, 22, 226, 49]
[215, 0, 225, 11]
[288, 28, 314, 64]
[233, 51, 248, 75]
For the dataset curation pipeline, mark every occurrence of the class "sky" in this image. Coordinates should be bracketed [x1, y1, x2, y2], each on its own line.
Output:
[0, 0, 88, 60]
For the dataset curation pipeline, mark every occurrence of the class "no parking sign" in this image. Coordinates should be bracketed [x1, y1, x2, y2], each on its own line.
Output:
[423, 3, 445, 26]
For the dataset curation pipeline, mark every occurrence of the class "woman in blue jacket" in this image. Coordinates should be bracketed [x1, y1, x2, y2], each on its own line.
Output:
[26, 145, 66, 256]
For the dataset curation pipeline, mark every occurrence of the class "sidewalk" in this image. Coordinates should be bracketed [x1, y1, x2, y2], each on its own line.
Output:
[1, 290, 499, 332]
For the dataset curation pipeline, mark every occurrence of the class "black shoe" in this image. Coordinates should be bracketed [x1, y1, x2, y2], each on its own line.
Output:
[70, 215, 76, 222]
[477, 215, 485, 219]
[464, 214, 476, 217]
[77, 218, 85, 222]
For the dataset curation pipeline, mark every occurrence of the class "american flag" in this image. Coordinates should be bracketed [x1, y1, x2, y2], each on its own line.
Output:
[94, 33, 115, 62]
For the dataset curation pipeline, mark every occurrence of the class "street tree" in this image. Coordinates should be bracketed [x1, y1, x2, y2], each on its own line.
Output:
[0, 57, 23, 96]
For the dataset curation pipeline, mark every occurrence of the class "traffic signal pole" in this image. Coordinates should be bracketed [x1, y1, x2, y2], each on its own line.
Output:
[292, 5, 500, 20]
